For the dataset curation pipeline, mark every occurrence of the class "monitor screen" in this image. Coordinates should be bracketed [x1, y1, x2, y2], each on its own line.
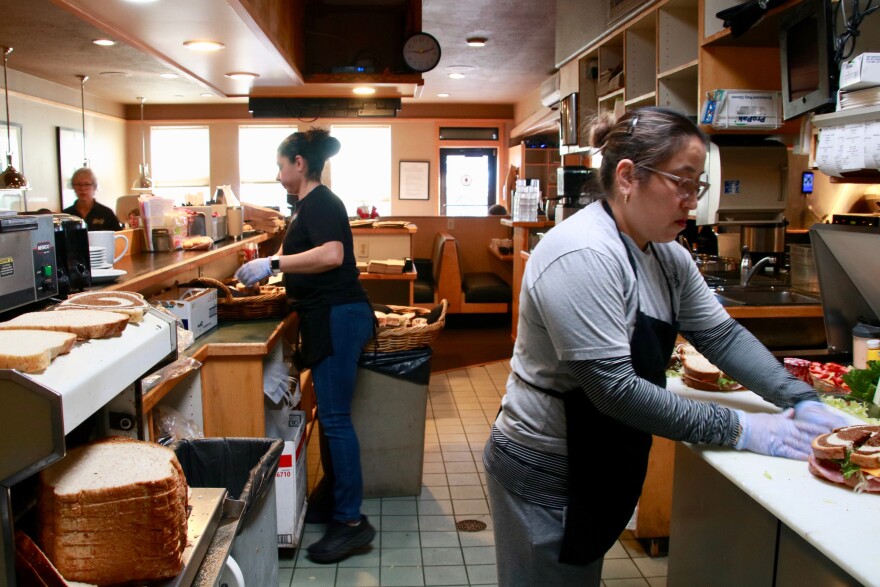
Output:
[779, 0, 837, 121]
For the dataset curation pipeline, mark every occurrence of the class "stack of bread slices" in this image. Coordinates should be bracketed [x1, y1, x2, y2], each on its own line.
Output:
[677, 344, 743, 392]
[0, 292, 150, 373]
[37, 437, 188, 585]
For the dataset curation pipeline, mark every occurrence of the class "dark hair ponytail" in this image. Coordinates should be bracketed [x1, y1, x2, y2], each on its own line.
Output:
[586, 107, 707, 198]
[277, 127, 342, 181]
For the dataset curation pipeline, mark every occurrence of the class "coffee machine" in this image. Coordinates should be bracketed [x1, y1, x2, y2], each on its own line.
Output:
[554, 166, 601, 224]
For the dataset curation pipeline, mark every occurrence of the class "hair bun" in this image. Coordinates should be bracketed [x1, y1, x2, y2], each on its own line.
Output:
[588, 112, 617, 149]
[322, 135, 341, 159]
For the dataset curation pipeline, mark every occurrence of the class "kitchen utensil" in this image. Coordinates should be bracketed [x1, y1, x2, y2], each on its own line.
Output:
[693, 254, 739, 274]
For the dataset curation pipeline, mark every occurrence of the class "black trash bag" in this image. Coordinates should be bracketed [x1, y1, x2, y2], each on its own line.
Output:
[171, 437, 284, 527]
[359, 347, 433, 385]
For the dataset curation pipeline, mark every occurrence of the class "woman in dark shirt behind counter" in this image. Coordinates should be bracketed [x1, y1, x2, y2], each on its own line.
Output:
[236, 128, 376, 564]
[62, 167, 123, 231]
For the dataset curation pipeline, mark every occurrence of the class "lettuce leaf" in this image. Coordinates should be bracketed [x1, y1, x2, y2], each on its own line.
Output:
[841, 361, 880, 402]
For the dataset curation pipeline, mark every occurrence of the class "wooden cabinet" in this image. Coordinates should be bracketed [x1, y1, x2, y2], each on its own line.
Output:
[507, 144, 562, 204]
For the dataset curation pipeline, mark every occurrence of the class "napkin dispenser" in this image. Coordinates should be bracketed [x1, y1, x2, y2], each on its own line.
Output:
[187, 205, 227, 242]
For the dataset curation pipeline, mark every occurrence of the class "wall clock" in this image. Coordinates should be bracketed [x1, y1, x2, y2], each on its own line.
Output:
[402, 32, 441, 73]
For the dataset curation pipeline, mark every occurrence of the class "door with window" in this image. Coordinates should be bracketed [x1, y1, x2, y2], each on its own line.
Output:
[440, 148, 497, 216]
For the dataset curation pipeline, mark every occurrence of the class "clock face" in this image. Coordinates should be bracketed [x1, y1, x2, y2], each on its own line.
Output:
[403, 33, 441, 73]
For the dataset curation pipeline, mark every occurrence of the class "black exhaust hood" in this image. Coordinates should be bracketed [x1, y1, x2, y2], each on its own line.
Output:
[248, 98, 402, 119]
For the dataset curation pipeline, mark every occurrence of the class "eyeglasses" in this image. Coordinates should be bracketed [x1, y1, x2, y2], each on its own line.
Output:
[72, 182, 95, 188]
[636, 164, 710, 201]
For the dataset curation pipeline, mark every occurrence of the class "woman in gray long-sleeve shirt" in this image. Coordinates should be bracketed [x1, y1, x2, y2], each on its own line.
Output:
[483, 107, 852, 587]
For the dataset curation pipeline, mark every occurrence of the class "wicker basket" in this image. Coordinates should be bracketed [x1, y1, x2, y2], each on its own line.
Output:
[187, 277, 287, 320]
[366, 299, 448, 353]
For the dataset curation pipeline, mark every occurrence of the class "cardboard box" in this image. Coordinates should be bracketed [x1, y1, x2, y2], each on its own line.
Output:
[701, 89, 781, 129]
[150, 286, 217, 338]
[275, 409, 307, 548]
[839, 53, 880, 91]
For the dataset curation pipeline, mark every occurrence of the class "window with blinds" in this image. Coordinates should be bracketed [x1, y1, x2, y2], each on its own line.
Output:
[238, 125, 297, 209]
[150, 126, 210, 204]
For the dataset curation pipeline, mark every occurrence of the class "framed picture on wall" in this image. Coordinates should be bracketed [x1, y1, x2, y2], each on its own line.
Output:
[57, 126, 85, 210]
[399, 160, 429, 200]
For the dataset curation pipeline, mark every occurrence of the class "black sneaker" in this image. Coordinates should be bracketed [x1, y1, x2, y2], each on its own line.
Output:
[306, 515, 376, 564]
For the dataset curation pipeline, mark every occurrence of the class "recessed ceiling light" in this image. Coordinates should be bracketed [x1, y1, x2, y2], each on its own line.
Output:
[466, 37, 487, 47]
[124, 0, 159, 3]
[183, 40, 225, 52]
[160, 73, 178, 79]
[449, 73, 465, 79]
[200, 93, 214, 97]
[99, 71, 129, 78]
[352, 86, 376, 95]
[437, 93, 450, 97]
[174, 94, 184, 98]
[92, 39, 116, 47]
[225, 72, 260, 80]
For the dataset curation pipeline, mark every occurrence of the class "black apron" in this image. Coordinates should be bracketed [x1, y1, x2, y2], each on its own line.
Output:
[517, 201, 679, 565]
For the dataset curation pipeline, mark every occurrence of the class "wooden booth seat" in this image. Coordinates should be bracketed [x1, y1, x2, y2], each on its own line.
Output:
[414, 232, 511, 314]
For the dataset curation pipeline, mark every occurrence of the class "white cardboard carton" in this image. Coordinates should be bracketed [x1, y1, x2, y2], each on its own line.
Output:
[150, 286, 218, 338]
[839, 53, 880, 91]
[275, 409, 307, 548]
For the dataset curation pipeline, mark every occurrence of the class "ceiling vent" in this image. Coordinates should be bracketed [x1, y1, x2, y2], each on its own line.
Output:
[540, 72, 561, 108]
[248, 98, 402, 119]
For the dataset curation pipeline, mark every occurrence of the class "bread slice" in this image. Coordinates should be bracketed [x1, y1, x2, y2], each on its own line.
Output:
[0, 309, 129, 339]
[850, 428, 880, 469]
[812, 425, 880, 461]
[0, 330, 77, 373]
[681, 352, 721, 383]
[56, 291, 150, 323]
[38, 437, 188, 585]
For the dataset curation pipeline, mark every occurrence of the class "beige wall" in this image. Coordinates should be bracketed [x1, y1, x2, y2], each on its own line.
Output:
[4, 70, 127, 213]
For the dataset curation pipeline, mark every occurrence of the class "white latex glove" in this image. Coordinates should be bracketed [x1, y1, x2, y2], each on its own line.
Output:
[794, 399, 862, 429]
[734, 408, 828, 461]
[235, 258, 272, 287]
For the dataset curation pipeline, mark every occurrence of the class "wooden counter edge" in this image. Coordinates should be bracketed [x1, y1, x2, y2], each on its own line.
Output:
[725, 305, 824, 319]
[141, 312, 298, 413]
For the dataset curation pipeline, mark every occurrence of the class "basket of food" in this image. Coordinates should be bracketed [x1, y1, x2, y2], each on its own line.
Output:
[187, 276, 287, 320]
[367, 299, 447, 353]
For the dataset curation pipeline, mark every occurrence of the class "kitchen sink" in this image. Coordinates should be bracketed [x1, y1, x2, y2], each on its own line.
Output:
[712, 286, 822, 306]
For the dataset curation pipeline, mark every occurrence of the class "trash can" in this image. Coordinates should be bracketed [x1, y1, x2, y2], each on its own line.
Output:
[354, 347, 432, 498]
[172, 437, 284, 587]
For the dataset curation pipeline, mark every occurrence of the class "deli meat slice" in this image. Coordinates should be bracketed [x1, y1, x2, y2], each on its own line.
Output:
[808, 455, 880, 492]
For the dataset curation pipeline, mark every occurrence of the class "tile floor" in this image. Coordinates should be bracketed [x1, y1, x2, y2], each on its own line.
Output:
[280, 360, 668, 587]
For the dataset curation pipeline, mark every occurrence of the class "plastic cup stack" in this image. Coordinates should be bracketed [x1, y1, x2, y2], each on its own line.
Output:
[513, 179, 539, 222]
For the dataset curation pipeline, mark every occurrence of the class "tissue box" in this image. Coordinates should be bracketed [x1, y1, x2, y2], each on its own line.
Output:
[701, 89, 781, 129]
[839, 53, 880, 91]
[150, 286, 218, 338]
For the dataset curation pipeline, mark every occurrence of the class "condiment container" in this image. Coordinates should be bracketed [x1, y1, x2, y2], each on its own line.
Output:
[867, 339, 880, 364]
[853, 323, 880, 369]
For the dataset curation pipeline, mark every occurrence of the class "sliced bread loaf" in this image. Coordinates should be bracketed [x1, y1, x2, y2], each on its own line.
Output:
[56, 291, 150, 323]
[0, 309, 129, 339]
[0, 330, 77, 372]
[38, 437, 188, 585]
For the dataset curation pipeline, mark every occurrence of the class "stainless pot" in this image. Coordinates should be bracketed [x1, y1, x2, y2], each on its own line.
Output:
[693, 254, 738, 274]
[740, 224, 786, 253]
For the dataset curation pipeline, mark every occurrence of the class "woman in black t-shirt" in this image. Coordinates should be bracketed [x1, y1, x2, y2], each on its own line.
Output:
[236, 129, 375, 564]
[62, 167, 123, 231]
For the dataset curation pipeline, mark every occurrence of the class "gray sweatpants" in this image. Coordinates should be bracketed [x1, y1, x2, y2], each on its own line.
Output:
[486, 473, 603, 586]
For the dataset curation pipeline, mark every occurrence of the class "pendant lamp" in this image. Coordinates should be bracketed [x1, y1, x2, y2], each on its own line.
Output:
[131, 96, 153, 191]
[77, 75, 89, 168]
[0, 47, 29, 191]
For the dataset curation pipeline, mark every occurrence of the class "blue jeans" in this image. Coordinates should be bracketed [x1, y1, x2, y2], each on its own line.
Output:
[310, 302, 374, 522]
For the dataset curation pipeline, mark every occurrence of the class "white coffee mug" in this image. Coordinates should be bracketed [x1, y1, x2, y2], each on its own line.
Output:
[88, 231, 129, 266]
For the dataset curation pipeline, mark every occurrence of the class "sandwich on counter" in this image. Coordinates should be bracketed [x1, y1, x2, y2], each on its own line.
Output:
[809, 424, 880, 493]
[674, 343, 744, 392]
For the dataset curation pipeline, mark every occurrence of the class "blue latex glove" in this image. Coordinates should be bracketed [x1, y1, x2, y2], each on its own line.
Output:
[794, 399, 861, 430]
[734, 408, 828, 461]
[235, 258, 272, 287]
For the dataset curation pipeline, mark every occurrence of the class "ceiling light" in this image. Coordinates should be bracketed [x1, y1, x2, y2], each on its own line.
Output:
[183, 40, 225, 52]
[99, 71, 129, 78]
[131, 97, 152, 192]
[77, 75, 89, 168]
[449, 73, 465, 79]
[437, 93, 450, 97]
[124, 0, 159, 3]
[466, 37, 487, 47]
[93, 39, 116, 47]
[352, 86, 376, 95]
[200, 93, 213, 97]
[224, 72, 259, 80]
[160, 73, 178, 79]
[0, 47, 29, 191]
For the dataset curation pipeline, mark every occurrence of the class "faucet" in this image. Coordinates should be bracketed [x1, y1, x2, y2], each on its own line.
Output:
[740, 250, 777, 287]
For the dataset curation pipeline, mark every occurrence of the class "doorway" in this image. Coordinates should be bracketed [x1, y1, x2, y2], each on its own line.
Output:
[440, 148, 497, 216]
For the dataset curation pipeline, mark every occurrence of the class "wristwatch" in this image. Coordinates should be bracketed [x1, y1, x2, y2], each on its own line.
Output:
[270, 255, 281, 274]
